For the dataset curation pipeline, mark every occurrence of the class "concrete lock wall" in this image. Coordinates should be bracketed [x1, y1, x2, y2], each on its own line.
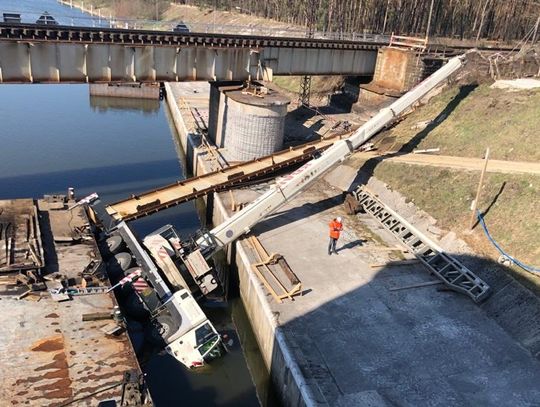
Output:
[210, 184, 318, 407]
[164, 83, 316, 407]
[89, 83, 160, 99]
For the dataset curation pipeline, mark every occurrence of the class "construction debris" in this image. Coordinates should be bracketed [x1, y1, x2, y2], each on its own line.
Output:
[410, 120, 432, 130]
[490, 78, 540, 90]
[0, 196, 142, 406]
[413, 147, 440, 154]
[82, 312, 114, 322]
[0, 199, 44, 273]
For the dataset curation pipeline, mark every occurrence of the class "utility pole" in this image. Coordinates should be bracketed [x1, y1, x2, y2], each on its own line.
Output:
[469, 148, 490, 229]
[299, 1, 316, 107]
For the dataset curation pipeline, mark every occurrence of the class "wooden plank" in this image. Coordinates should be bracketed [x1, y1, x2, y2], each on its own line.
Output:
[28, 242, 40, 266]
[82, 312, 113, 321]
[251, 264, 282, 303]
[6, 238, 12, 267]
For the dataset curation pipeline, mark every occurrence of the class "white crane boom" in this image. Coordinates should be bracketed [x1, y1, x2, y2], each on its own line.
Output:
[198, 52, 469, 251]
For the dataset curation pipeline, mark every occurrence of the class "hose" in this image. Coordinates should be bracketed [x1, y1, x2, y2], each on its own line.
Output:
[476, 211, 540, 275]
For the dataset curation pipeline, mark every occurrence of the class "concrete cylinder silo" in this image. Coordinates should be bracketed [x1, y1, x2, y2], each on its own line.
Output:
[221, 86, 290, 161]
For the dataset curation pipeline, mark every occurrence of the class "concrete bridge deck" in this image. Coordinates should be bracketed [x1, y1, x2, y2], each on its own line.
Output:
[0, 23, 381, 83]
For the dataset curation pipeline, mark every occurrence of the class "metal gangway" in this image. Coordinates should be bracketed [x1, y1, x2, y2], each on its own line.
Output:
[352, 186, 490, 302]
[105, 134, 344, 221]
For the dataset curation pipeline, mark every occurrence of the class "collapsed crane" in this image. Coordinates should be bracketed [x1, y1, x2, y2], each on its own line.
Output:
[91, 51, 488, 369]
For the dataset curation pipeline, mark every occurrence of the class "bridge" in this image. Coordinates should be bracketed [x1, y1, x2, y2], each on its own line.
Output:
[0, 23, 384, 83]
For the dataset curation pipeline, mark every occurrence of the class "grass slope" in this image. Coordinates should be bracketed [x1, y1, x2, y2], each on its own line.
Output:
[370, 83, 540, 281]
[374, 163, 540, 266]
[378, 84, 540, 162]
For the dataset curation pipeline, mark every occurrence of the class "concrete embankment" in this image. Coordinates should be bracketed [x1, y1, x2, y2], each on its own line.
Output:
[164, 81, 540, 406]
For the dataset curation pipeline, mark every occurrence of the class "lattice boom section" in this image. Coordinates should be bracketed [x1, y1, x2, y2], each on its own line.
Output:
[352, 187, 491, 303]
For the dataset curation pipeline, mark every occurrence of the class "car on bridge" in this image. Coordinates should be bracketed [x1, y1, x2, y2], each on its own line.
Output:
[35, 12, 58, 26]
[173, 21, 190, 33]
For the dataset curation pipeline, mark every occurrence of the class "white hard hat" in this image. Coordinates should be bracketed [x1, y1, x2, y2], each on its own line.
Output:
[336, 217, 342, 222]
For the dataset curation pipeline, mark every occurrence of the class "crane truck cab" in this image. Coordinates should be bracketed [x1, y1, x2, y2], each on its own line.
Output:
[158, 288, 223, 368]
[110, 221, 225, 369]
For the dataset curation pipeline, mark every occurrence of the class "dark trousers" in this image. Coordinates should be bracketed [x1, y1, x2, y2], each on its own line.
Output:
[328, 237, 338, 254]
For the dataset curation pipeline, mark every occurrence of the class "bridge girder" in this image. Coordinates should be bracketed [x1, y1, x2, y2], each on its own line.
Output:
[0, 41, 377, 83]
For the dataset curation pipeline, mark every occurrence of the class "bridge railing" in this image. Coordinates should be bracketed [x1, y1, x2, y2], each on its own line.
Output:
[1, 5, 390, 44]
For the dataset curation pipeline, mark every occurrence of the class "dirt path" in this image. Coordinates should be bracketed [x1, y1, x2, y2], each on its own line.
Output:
[363, 152, 540, 175]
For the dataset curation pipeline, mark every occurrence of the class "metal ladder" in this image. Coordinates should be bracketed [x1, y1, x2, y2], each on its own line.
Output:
[352, 187, 491, 303]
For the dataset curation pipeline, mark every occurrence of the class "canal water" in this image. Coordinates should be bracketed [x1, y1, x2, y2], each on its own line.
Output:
[0, 84, 266, 405]
[0, 2, 276, 406]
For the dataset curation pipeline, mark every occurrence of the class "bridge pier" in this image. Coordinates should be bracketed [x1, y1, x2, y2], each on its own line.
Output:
[358, 46, 442, 106]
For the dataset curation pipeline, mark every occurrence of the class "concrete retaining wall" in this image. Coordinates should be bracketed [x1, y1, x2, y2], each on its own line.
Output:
[89, 83, 160, 99]
[164, 82, 317, 406]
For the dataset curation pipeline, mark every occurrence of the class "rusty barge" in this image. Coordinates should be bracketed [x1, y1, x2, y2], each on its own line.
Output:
[0, 195, 150, 406]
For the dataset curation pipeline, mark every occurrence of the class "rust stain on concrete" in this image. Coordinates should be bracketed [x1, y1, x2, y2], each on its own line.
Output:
[31, 335, 64, 352]
[14, 335, 74, 402]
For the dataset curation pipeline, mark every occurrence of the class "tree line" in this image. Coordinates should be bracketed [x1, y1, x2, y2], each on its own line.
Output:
[175, 0, 540, 41]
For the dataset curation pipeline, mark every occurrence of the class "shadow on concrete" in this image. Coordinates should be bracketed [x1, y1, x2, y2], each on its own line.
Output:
[38, 210, 59, 275]
[264, 253, 540, 406]
[327, 89, 358, 112]
[337, 238, 367, 252]
[284, 107, 336, 144]
[254, 194, 343, 235]
[352, 84, 478, 187]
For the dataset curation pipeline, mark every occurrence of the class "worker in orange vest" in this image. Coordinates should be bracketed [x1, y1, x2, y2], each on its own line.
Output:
[328, 217, 343, 255]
